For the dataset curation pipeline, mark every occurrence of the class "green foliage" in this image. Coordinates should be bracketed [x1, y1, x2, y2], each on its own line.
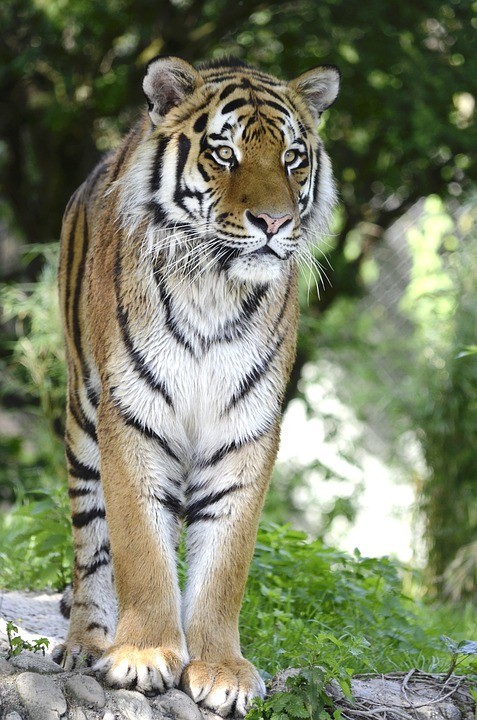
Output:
[441, 636, 477, 681]
[242, 524, 428, 678]
[5, 620, 50, 659]
[292, 199, 477, 590]
[406, 203, 477, 586]
[240, 524, 477, 720]
[0, 485, 73, 589]
[0, 245, 71, 589]
[248, 668, 331, 720]
[0, 244, 65, 449]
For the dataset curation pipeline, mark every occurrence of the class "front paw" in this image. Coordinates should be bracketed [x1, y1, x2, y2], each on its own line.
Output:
[52, 639, 104, 670]
[94, 644, 188, 694]
[181, 659, 266, 717]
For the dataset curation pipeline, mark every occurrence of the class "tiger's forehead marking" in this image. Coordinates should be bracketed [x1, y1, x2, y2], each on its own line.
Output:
[202, 72, 305, 146]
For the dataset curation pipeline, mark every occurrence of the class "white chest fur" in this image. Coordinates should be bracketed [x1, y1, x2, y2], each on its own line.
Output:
[108, 261, 290, 473]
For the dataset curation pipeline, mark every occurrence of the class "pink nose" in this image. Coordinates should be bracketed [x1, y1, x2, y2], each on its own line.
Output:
[246, 211, 293, 236]
[257, 213, 292, 235]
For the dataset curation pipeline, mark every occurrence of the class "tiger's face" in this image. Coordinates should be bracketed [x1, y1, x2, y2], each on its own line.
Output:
[123, 58, 340, 284]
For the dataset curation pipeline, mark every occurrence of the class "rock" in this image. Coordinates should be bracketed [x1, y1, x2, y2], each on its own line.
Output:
[68, 709, 88, 720]
[4, 712, 25, 720]
[102, 713, 115, 720]
[64, 674, 106, 708]
[113, 689, 153, 720]
[0, 657, 17, 677]
[15, 671, 67, 720]
[325, 671, 474, 720]
[153, 689, 204, 720]
[9, 651, 64, 674]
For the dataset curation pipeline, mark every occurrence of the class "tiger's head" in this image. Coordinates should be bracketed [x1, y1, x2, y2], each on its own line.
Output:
[120, 56, 340, 284]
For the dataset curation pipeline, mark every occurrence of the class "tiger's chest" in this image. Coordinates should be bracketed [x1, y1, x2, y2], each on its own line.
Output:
[107, 270, 290, 465]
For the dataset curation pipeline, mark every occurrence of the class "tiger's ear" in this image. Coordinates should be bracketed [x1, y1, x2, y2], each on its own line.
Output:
[142, 56, 203, 125]
[289, 65, 340, 120]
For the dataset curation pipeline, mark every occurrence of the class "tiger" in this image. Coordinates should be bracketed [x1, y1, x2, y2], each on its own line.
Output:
[53, 56, 340, 716]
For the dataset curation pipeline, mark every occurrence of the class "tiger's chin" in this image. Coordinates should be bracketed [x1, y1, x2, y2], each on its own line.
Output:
[226, 254, 291, 284]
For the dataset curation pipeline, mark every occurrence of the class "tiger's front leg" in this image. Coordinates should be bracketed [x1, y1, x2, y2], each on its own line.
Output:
[93, 395, 188, 693]
[181, 431, 279, 716]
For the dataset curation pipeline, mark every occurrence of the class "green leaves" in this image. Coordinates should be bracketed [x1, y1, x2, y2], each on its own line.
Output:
[6, 621, 50, 660]
[441, 636, 477, 656]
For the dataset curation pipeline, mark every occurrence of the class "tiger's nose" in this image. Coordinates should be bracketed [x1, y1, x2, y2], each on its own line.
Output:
[246, 211, 293, 237]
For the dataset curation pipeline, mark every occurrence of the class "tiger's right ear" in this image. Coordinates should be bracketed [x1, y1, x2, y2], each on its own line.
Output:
[142, 56, 203, 125]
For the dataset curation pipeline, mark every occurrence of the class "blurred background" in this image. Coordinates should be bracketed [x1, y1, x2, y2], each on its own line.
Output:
[0, 0, 476, 597]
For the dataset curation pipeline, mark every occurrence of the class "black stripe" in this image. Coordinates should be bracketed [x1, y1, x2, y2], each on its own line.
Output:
[123, 415, 179, 462]
[86, 384, 100, 409]
[197, 161, 210, 182]
[236, 284, 268, 325]
[208, 132, 229, 141]
[73, 600, 101, 610]
[206, 73, 244, 83]
[219, 84, 240, 100]
[197, 421, 273, 469]
[111, 140, 130, 183]
[72, 507, 106, 528]
[260, 99, 291, 118]
[112, 397, 180, 463]
[186, 483, 242, 524]
[221, 98, 249, 114]
[84, 158, 109, 203]
[86, 622, 109, 634]
[145, 200, 169, 226]
[69, 394, 98, 442]
[259, 84, 295, 107]
[155, 489, 183, 517]
[193, 113, 208, 133]
[79, 557, 111, 579]
[71, 206, 90, 362]
[312, 146, 322, 205]
[65, 444, 100, 481]
[156, 275, 197, 356]
[173, 134, 192, 210]
[114, 255, 174, 407]
[64, 198, 82, 334]
[68, 486, 93, 498]
[271, 274, 293, 335]
[186, 511, 218, 524]
[150, 136, 170, 192]
[225, 335, 284, 411]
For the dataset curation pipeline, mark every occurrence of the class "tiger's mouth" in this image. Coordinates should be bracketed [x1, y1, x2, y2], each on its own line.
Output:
[250, 244, 285, 259]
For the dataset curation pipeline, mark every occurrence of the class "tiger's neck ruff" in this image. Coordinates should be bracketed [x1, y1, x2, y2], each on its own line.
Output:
[56, 56, 340, 716]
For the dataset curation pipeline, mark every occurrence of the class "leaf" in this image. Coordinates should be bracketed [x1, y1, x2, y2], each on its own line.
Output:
[456, 640, 477, 656]
[441, 635, 459, 654]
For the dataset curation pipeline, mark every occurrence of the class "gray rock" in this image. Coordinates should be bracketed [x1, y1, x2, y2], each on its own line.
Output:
[10, 651, 64, 674]
[0, 657, 17, 677]
[16, 671, 67, 720]
[113, 689, 153, 720]
[153, 689, 204, 720]
[64, 675, 106, 708]
[68, 709, 88, 720]
[4, 712, 25, 720]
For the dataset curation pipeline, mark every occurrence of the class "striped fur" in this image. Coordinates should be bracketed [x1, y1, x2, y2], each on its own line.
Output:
[54, 56, 340, 715]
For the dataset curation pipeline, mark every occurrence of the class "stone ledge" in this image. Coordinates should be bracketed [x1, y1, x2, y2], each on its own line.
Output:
[1, 590, 476, 720]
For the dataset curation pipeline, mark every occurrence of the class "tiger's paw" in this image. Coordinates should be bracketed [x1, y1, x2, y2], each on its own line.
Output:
[94, 645, 187, 694]
[181, 659, 266, 717]
[52, 639, 104, 670]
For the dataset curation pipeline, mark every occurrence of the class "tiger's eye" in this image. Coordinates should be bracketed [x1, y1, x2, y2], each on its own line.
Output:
[216, 146, 234, 161]
[284, 149, 298, 164]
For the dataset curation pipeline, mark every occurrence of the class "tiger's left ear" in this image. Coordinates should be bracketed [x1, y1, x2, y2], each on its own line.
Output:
[289, 65, 341, 120]
[143, 56, 203, 125]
